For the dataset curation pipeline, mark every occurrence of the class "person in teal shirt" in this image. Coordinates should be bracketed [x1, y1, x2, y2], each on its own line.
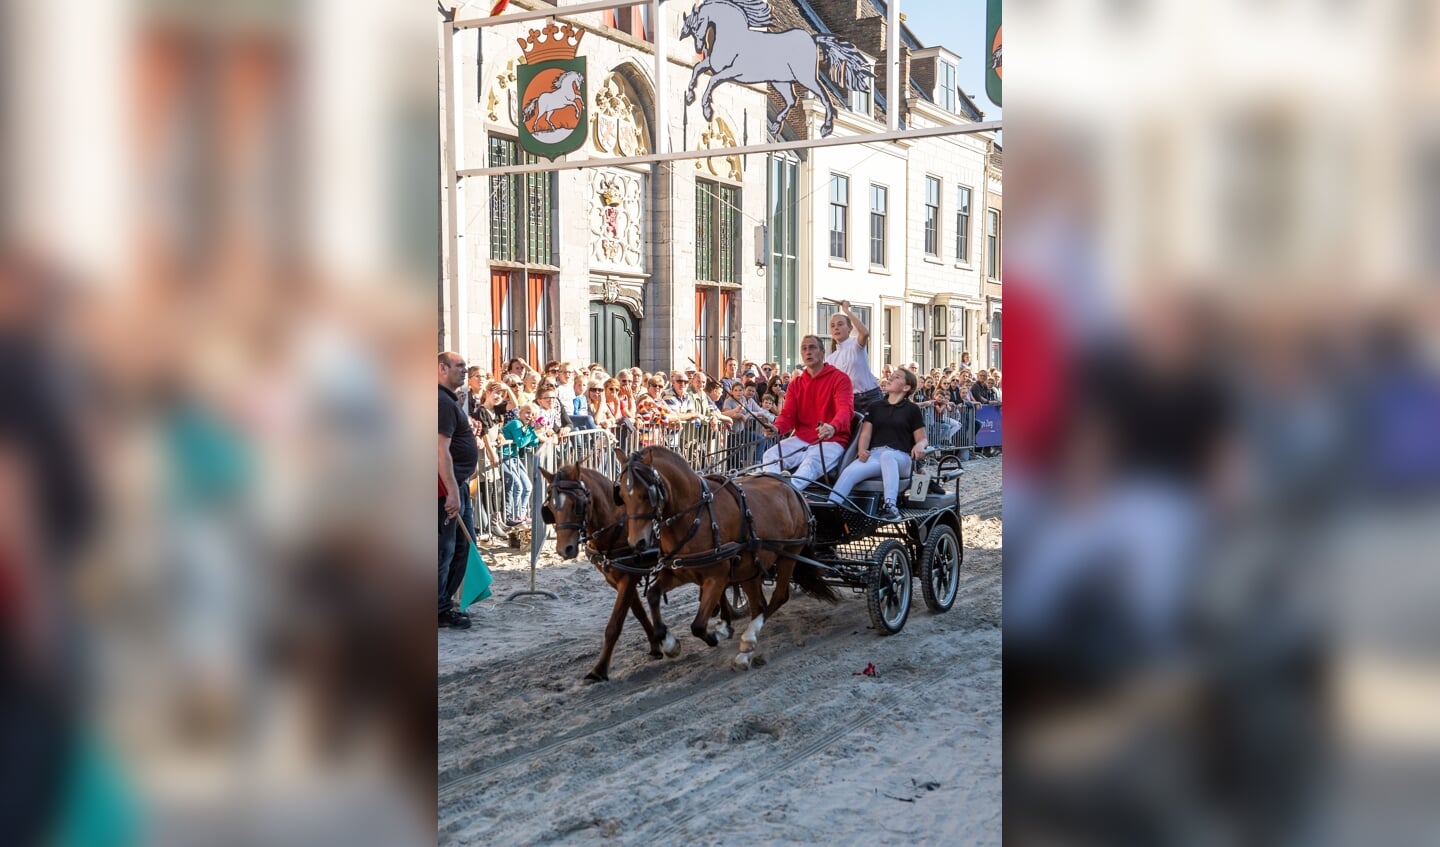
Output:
[500, 404, 540, 525]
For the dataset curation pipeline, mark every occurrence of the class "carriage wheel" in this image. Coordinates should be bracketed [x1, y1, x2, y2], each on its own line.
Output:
[866, 540, 912, 635]
[919, 523, 962, 613]
[727, 582, 752, 620]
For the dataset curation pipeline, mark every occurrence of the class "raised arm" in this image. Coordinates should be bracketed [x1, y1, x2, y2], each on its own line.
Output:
[840, 299, 869, 348]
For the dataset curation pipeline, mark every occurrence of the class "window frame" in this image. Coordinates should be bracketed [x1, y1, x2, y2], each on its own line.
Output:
[869, 183, 888, 268]
[956, 185, 972, 263]
[986, 208, 1001, 280]
[924, 175, 941, 257]
[829, 173, 850, 261]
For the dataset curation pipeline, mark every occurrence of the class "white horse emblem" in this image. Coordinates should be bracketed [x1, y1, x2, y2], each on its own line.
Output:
[522, 69, 585, 134]
[680, 0, 873, 137]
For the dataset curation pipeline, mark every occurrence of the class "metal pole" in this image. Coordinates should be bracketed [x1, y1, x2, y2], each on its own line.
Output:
[442, 11, 468, 351]
[455, 0, 654, 29]
[506, 453, 559, 601]
[653, 0, 668, 155]
[887, 0, 900, 131]
[460, 120, 1003, 177]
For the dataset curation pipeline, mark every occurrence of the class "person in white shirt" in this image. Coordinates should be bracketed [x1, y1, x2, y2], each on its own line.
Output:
[826, 299, 882, 416]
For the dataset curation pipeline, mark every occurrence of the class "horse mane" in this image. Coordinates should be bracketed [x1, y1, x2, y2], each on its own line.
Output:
[707, 0, 774, 30]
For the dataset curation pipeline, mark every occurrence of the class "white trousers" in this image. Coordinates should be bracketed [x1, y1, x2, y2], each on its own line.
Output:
[760, 436, 844, 491]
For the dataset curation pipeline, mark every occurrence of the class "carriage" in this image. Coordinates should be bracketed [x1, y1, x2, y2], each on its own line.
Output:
[539, 411, 967, 680]
[693, 416, 966, 635]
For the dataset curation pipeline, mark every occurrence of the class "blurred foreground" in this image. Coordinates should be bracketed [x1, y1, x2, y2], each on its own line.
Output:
[2, 2, 436, 845]
[1006, 2, 1440, 844]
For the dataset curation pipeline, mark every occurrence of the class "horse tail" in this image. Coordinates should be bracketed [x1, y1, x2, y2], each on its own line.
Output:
[815, 35, 875, 94]
[522, 97, 536, 121]
[791, 558, 842, 604]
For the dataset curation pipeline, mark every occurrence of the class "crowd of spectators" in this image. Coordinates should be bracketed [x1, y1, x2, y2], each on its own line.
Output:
[453, 356, 1000, 535]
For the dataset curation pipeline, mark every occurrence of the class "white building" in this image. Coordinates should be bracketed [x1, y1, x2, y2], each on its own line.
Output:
[439, 0, 1001, 375]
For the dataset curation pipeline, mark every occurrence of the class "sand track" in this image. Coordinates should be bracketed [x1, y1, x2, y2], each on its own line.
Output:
[438, 458, 1003, 845]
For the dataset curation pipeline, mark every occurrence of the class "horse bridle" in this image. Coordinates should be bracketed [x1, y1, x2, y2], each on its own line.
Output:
[621, 451, 722, 561]
[544, 472, 628, 555]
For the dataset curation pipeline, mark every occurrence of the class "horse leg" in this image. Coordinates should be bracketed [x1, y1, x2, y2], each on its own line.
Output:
[586, 577, 635, 682]
[794, 64, 835, 136]
[734, 571, 770, 670]
[623, 574, 663, 658]
[770, 84, 797, 136]
[685, 57, 712, 105]
[647, 572, 682, 658]
[700, 63, 742, 122]
[690, 577, 726, 648]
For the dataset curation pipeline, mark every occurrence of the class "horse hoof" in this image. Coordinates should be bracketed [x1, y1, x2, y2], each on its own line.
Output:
[661, 634, 681, 658]
[714, 621, 732, 640]
[584, 670, 608, 683]
[767, 121, 781, 136]
[734, 651, 753, 670]
[648, 649, 663, 659]
[685, 90, 695, 105]
[703, 105, 714, 122]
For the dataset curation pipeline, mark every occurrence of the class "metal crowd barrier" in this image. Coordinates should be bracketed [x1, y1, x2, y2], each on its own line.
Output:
[921, 404, 975, 458]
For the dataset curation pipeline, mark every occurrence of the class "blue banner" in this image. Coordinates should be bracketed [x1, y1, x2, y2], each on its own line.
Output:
[976, 405, 1002, 447]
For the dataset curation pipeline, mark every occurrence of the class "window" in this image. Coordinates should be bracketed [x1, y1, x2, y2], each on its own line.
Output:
[956, 186, 972, 262]
[696, 179, 741, 283]
[488, 136, 554, 265]
[986, 209, 1001, 279]
[911, 305, 926, 369]
[694, 287, 738, 373]
[768, 153, 800, 370]
[490, 270, 554, 373]
[829, 174, 849, 260]
[603, 6, 652, 42]
[924, 176, 941, 256]
[848, 62, 873, 115]
[989, 310, 1002, 370]
[817, 302, 871, 341]
[949, 306, 967, 367]
[939, 61, 957, 112]
[869, 184, 888, 267]
[931, 305, 947, 367]
[488, 136, 556, 372]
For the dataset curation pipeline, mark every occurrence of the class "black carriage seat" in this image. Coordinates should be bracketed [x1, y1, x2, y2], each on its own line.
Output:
[814, 413, 865, 488]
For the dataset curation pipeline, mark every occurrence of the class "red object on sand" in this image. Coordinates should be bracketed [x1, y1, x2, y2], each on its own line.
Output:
[853, 662, 878, 677]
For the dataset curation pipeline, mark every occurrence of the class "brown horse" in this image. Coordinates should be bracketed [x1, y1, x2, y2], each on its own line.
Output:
[540, 464, 662, 681]
[540, 463, 748, 681]
[614, 445, 840, 669]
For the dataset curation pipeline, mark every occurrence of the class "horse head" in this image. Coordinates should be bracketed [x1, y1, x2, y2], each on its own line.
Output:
[679, 10, 707, 53]
[615, 448, 672, 553]
[541, 464, 595, 560]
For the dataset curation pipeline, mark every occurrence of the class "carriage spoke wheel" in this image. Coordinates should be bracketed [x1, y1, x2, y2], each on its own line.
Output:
[728, 583, 751, 620]
[866, 540, 912, 635]
[919, 524, 962, 613]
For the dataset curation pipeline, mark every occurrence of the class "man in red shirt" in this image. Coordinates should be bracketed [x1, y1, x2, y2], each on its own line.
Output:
[760, 334, 855, 490]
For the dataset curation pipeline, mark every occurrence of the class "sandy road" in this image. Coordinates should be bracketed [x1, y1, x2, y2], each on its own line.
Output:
[438, 457, 1002, 845]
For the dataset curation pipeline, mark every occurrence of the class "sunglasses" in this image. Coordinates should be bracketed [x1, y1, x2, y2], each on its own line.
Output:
[588, 388, 602, 394]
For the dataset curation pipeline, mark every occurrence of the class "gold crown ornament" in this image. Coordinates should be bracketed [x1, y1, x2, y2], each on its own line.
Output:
[517, 21, 585, 63]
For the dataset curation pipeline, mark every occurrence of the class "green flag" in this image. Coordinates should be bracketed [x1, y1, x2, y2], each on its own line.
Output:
[986, 0, 1002, 108]
[459, 523, 493, 608]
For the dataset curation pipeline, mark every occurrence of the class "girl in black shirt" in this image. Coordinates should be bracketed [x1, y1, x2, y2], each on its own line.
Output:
[827, 368, 928, 521]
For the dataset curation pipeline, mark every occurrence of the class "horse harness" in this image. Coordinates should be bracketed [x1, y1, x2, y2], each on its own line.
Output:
[624, 455, 812, 576]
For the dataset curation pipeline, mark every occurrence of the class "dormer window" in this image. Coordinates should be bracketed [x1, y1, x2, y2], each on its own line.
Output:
[939, 61, 957, 112]
[849, 59, 874, 117]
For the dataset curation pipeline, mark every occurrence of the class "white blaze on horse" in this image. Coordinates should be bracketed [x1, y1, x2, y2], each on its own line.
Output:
[522, 70, 585, 132]
[680, 0, 873, 137]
